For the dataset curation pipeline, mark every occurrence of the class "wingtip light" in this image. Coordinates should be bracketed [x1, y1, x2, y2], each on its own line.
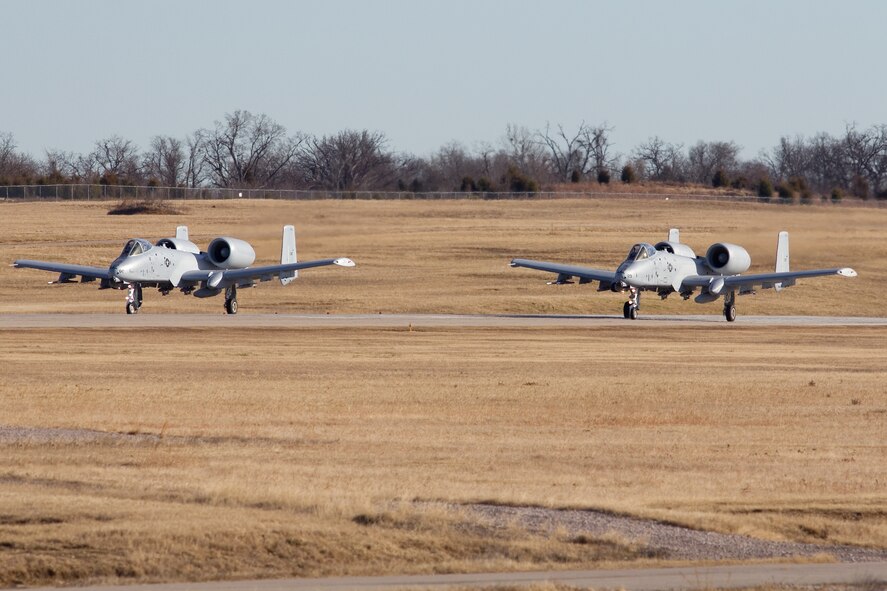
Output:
[838, 267, 857, 277]
[334, 258, 356, 267]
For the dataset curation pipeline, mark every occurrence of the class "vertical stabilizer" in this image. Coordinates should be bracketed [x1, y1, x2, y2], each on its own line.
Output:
[775, 231, 791, 291]
[668, 228, 680, 243]
[280, 225, 297, 285]
[176, 225, 189, 240]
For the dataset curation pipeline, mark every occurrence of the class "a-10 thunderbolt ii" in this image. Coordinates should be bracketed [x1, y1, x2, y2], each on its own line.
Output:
[13, 225, 355, 314]
[510, 229, 856, 321]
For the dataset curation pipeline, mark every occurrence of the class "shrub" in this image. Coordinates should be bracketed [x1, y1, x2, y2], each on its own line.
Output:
[597, 169, 611, 184]
[503, 166, 538, 193]
[776, 181, 794, 201]
[830, 188, 843, 203]
[621, 164, 636, 184]
[476, 177, 493, 192]
[757, 178, 773, 199]
[712, 169, 729, 188]
[570, 169, 581, 183]
[460, 176, 477, 192]
[851, 175, 870, 199]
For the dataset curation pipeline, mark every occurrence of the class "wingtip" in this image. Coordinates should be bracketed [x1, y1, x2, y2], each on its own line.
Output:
[838, 267, 857, 277]
[334, 257, 356, 267]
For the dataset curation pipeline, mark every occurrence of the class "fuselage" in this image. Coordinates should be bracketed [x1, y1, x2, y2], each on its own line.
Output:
[108, 239, 225, 287]
[614, 243, 707, 292]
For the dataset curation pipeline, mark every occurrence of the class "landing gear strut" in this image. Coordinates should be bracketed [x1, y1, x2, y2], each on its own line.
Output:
[125, 284, 143, 315]
[224, 285, 238, 315]
[623, 288, 640, 320]
[723, 290, 737, 322]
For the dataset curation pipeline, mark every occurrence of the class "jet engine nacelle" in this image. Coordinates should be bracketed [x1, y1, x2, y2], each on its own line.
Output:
[156, 238, 200, 254]
[705, 242, 751, 274]
[654, 241, 697, 259]
[206, 237, 256, 269]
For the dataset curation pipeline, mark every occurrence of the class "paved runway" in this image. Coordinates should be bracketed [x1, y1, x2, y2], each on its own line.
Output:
[22, 562, 887, 591]
[1, 312, 886, 329]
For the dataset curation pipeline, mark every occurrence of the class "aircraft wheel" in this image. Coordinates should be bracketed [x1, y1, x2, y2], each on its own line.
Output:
[623, 301, 631, 319]
[724, 304, 736, 322]
[126, 301, 139, 315]
[225, 298, 238, 315]
[629, 305, 638, 320]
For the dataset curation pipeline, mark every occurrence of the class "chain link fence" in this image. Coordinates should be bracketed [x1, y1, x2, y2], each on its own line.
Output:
[1, 183, 884, 207]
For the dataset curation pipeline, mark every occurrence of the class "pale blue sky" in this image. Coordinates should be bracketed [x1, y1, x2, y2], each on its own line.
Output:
[3, 0, 885, 160]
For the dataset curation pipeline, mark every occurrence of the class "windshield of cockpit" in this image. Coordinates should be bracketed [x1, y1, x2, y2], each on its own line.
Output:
[626, 243, 655, 261]
[119, 239, 152, 257]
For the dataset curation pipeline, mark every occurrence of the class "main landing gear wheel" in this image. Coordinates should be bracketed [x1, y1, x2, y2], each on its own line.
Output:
[623, 301, 631, 318]
[724, 304, 736, 322]
[224, 285, 238, 315]
[723, 290, 737, 322]
[126, 301, 139, 315]
[629, 306, 638, 320]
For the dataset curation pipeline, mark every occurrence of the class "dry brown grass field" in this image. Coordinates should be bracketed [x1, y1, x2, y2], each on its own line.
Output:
[0, 198, 884, 316]
[0, 199, 885, 586]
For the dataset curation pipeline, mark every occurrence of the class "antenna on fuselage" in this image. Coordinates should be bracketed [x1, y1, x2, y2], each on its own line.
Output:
[668, 228, 680, 243]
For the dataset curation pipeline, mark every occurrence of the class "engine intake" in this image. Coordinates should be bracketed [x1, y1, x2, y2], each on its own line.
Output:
[705, 242, 751, 275]
[207, 237, 256, 269]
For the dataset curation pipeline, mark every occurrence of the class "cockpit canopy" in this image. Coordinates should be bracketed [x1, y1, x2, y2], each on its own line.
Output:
[625, 243, 656, 261]
[119, 239, 153, 257]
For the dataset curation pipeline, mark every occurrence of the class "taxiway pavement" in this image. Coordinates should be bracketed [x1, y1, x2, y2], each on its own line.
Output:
[1, 313, 886, 329]
[21, 562, 887, 591]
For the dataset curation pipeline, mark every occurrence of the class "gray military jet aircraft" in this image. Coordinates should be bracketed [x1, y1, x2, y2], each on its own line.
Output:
[510, 229, 856, 321]
[14, 225, 355, 314]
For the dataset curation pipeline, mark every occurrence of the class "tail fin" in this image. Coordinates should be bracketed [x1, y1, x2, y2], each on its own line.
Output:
[668, 228, 680, 243]
[775, 231, 792, 291]
[280, 225, 297, 285]
[176, 225, 189, 240]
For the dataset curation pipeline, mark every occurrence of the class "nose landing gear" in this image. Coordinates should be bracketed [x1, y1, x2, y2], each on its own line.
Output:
[125, 284, 143, 314]
[623, 288, 640, 320]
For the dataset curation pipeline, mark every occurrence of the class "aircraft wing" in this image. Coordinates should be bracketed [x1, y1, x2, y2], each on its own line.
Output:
[180, 257, 355, 286]
[510, 258, 618, 284]
[13, 259, 112, 283]
[682, 267, 857, 292]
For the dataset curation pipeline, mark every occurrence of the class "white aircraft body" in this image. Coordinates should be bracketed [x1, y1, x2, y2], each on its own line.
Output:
[510, 229, 856, 321]
[14, 225, 355, 314]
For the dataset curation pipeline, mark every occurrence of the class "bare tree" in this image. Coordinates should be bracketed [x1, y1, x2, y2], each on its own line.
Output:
[537, 122, 594, 182]
[91, 135, 142, 183]
[843, 123, 887, 195]
[634, 136, 685, 181]
[43, 148, 98, 182]
[687, 140, 741, 184]
[580, 122, 616, 176]
[295, 129, 396, 191]
[183, 130, 208, 188]
[143, 136, 186, 186]
[203, 110, 303, 188]
[806, 132, 846, 192]
[0, 132, 38, 182]
[763, 135, 811, 182]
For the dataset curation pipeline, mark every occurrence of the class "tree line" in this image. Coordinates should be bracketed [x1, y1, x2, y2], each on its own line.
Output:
[1, 111, 886, 200]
